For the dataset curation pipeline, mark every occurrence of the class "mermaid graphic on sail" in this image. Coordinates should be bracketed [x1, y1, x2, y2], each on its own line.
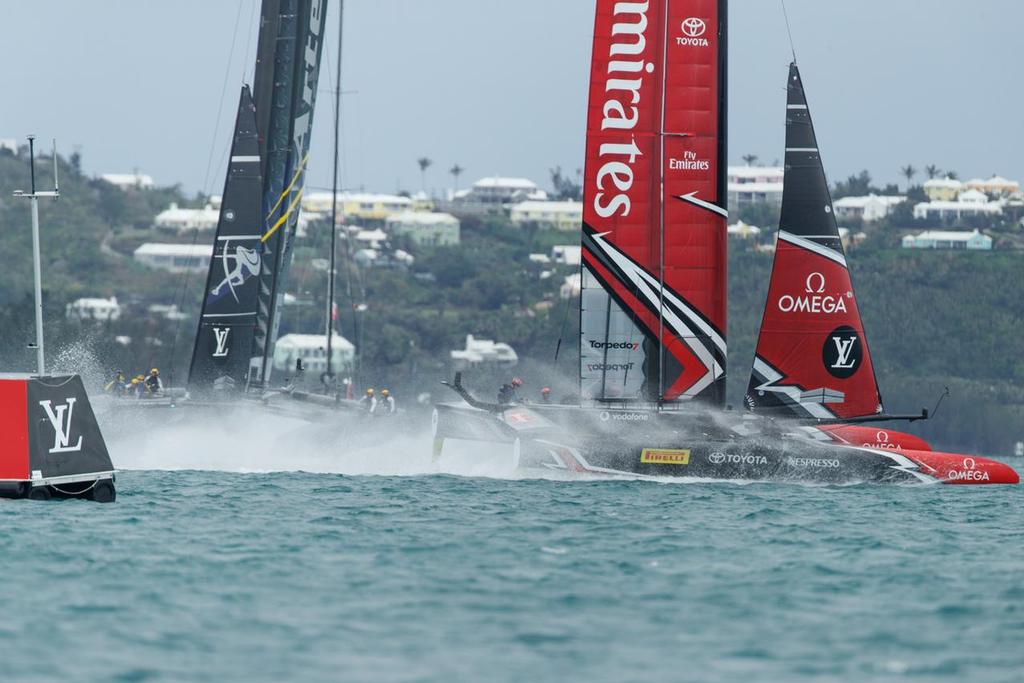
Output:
[210, 238, 261, 302]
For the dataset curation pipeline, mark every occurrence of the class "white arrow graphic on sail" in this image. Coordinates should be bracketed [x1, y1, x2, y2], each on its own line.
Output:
[589, 232, 724, 398]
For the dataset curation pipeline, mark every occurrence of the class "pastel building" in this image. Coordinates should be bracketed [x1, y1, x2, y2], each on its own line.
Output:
[901, 229, 992, 251]
[509, 200, 583, 231]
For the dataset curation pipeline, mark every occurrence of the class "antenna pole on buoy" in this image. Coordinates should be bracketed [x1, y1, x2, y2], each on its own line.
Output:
[13, 136, 60, 377]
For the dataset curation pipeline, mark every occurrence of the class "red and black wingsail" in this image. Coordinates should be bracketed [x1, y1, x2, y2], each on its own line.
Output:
[580, 0, 728, 406]
[745, 63, 882, 419]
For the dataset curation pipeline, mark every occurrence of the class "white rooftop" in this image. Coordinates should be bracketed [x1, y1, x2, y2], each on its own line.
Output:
[473, 176, 539, 189]
[386, 211, 458, 225]
[924, 177, 962, 188]
[833, 194, 906, 208]
[728, 165, 785, 180]
[910, 229, 986, 240]
[276, 333, 355, 351]
[102, 172, 154, 188]
[512, 200, 583, 213]
[134, 242, 213, 257]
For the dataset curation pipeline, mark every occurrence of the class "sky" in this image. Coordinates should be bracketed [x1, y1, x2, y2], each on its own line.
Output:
[0, 1, 1020, 196]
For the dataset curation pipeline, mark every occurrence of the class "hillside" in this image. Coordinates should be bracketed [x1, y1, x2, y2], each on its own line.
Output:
[0, 149, 1020, 455]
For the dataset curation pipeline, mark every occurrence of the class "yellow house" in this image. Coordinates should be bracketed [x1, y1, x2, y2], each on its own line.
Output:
[302, 192, 415, 223]
[509, 200, 583, 231]
[923, 177, 962, 202]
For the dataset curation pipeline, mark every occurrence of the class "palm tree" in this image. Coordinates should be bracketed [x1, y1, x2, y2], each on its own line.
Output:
[900, 164, 917, 189]
[742, 154, 758, 167]
[449, 164, 464, 191]
[946, 170, 959, 180]
[924, 164, 941, 180]
[417, 157, 433, 193]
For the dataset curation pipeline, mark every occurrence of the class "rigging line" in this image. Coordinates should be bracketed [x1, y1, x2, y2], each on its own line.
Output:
[266, 153, 311, 220]
[166, 227, 204, 390]
[242, 0, 258, 86]
[780, 0, 798, 63]
[202, 1, 246, 198]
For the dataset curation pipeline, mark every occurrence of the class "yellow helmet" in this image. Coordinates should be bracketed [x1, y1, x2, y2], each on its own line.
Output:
[151, 368, 159, 375]
[131, 378, 140, 385]
[366, 388, 375, 396]
[381, 389, 390, 397]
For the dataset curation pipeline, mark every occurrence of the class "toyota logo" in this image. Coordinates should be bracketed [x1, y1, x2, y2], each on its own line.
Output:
[681, 18, 706, 38]
[805, 272, 826, 294]
[709, 452, 726, 464]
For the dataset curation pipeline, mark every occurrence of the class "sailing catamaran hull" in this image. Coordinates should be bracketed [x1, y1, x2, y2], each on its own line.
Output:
[433, 404, 1017, 486]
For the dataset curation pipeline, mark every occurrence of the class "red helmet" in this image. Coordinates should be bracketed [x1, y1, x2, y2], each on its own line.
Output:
[541, 387, 551, 394]
[511, 377, 523, 387]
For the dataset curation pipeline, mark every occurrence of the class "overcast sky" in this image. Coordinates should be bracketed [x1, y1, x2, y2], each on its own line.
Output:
[1, 1, 1020, 196]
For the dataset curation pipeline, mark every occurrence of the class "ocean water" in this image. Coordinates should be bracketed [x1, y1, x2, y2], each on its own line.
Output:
[2, 424, 1022, 682]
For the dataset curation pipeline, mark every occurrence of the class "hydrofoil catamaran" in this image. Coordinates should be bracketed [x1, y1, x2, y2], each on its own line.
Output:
[432, 0, 1018, 486]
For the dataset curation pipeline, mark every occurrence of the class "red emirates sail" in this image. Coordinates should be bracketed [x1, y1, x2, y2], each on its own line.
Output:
[745, 64, 883, 419]
[580, 0, 728, 405]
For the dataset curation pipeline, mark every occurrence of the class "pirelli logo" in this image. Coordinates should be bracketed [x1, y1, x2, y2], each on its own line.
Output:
[640, 448, 691, 465]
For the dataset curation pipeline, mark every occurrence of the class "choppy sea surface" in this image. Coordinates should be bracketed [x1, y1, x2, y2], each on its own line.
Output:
[2, 418, 1022, 683]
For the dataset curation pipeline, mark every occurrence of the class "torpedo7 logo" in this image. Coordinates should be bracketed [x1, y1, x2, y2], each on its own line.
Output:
[38, 398, 84, 454]
[823, 326, 863, 379]
[778, 272, 852, 314]
[588, 340, 640, 351]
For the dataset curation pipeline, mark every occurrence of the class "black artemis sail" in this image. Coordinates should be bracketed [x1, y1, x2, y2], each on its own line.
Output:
[187, 86, 264, 393]
[188, 0, 328, 394]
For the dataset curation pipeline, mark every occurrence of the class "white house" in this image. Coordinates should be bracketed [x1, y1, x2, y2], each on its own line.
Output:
[273, 332, 355, 374]
[913, 191, 1003, 222]
[451, 334, 518, 369]
[385, 211, 460, 246]
[461, 177, 548, 204]
[901, 229, 992, 251]
[66, 297, 121, 322]
[154, 203, 221, 233]
[101, 172, 154, 190]
[833, 194, 906, 222]
[509, 200, 583, 231]
[727, 166, 785, 214]
[133, 243, 213, 273]
[551, 245, 582, 266]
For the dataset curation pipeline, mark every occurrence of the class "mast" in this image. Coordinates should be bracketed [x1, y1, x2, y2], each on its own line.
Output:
[249, 0, 329, 387]
[579, 0, 728, 406]
[13, 136, 60, 377]
[744, 63, 883, 419]
[325, 0, 344, 383]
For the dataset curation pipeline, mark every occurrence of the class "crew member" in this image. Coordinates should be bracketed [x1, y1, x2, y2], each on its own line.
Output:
[130, 377, 144, 398]
[498, 377, 523, 404]
[376, 389, 396, 416]
[540, 387, 552, 404]
[105, 370, 127, 396]
[359, 388, 377, 413]
[144, 368, 163, 396]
